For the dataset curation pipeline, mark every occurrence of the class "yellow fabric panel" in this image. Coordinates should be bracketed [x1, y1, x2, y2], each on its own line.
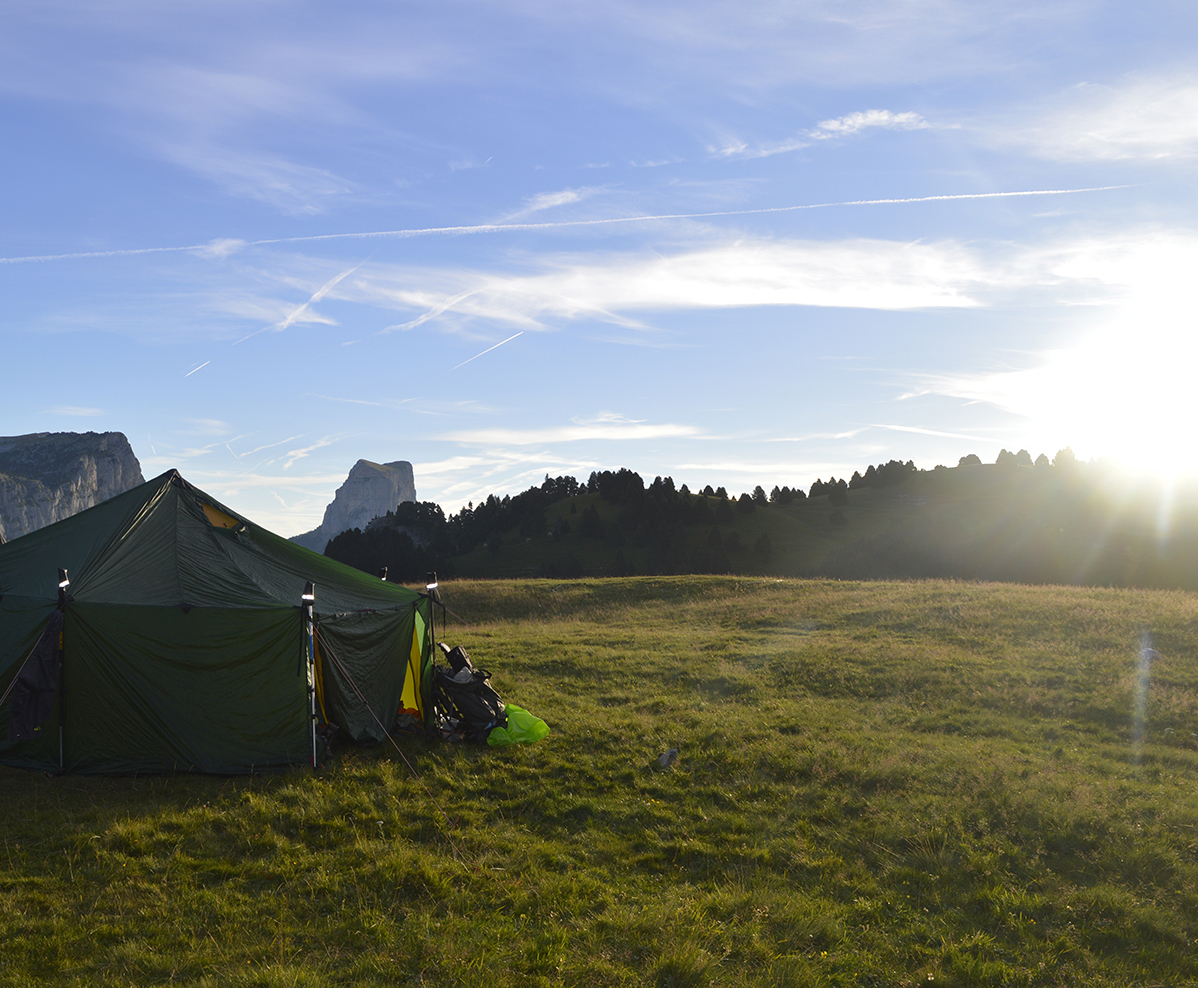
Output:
[312, 636, 329, 722]
[399, 624, 423, 717]
[201, 503, 240, 529]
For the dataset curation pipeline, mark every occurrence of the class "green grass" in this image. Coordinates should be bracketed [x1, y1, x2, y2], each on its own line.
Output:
[4, 576, 1198, 986]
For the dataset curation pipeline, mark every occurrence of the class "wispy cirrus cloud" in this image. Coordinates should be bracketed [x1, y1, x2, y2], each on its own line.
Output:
[1008, 74, 1198, 161]
[156, 142, 360, 214]
[503, 187, 606, 220]
[183, 419, 234, 437]
[237, 262, 364, 344]
[709, 135, 810, 160]
[674, 458, 848, 479]
[349, 235, 987, 335]
[871, 423, 982, 442]
[440, 413, 702, 446]
[284, 437, 339, 470]
[359, 224, 1194, 336]
[711, 108, 929, 159]
[226, 436, 304, 460]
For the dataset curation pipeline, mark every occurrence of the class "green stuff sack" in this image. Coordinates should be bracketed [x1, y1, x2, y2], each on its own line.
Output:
[486, 704, 549, 747]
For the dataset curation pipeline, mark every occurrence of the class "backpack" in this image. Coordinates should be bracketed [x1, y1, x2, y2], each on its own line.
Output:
[433, 642, 507, 743]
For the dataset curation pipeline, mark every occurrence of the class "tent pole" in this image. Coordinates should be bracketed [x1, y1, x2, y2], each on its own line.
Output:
[302, 582, 317, 770]
[425, 571, 441, 645]
[57, 568, 70, 773]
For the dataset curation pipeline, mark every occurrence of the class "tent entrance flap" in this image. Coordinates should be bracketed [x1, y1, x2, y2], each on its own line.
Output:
[315, 603, 430, 744]
[6, 611, 63, 743]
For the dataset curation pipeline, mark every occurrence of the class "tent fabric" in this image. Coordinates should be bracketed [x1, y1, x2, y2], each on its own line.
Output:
[6, 609, 62, 743]
[0, 469, 434, 774]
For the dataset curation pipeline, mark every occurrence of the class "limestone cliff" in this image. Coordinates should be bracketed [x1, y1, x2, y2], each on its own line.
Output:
[291, 459, 417, 552]
[0, 432, 145, 542]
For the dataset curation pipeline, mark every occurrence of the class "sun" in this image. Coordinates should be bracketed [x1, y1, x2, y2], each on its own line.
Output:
[1021, 320, 1197, 481]
[935, 237, 1198, 484]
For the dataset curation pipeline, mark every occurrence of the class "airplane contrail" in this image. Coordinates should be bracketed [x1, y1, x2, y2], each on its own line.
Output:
[184, 360, 210, 377]
[451, 331, 524, 371]
[387, 288, 481, 333]
[234, 261, 364, 345]
[0, 186, 1132, 265]
[254, 186, 1133, 248]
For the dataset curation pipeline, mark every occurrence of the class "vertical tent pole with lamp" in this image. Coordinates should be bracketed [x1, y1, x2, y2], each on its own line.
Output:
[301, 581, 317, 769]
[56, 568, 69, 772]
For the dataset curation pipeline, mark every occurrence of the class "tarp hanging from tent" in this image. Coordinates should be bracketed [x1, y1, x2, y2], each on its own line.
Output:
[0, 469, 434, 774]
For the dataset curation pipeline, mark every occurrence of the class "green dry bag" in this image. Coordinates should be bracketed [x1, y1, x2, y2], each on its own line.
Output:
[486, 704, 549, 747]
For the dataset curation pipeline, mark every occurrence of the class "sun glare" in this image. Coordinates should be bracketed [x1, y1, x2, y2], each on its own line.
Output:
[1030, 322, 1195, 480]
[951, 237, 1198, 483]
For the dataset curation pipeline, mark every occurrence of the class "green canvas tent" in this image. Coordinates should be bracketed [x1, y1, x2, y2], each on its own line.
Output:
[0, 470, 434, 774]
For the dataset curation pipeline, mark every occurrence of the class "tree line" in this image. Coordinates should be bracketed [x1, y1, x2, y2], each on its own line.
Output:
[321, 447, 1127, 585]
[321, 456, 967, 581]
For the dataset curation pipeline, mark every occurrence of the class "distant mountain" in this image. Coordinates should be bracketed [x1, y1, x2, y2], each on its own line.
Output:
[0, 432, 144, 542]
[290, 459, 417, 552]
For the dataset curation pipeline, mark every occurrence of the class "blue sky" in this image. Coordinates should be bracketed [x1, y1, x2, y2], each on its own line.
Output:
[4, 0, 1197, 536]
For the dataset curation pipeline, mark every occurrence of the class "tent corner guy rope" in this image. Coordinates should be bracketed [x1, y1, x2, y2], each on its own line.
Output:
[315, 630, 466, 849]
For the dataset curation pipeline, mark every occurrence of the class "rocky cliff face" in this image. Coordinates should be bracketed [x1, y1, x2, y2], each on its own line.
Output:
[291, 459, 417, 552]
[0, 432, 145, 542]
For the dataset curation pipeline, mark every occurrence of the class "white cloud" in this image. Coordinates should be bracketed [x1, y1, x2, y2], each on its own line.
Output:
[157, 143, 359, 214]
[505, 187, 605, 220]
[1013, 75, 1198, 161]
[284, 437, 338, 470]
[268, 263, 361, 334]
[409, 451, 613, 513]
[709, 136, 809, 160]
[872, 423, 981, 442]
[675, 459, 849, 478]
[712, 108, 928, 159]
[810, 109, 929, 139]
[290, 223, 1198, 341]
[196, 238, 248, 259]
[439, 420, 702, 445]
[184, 419, 233, 437]
[351, 236, 988, 334]
[580, 412, 647, 425]
[227, 436, 304, 460]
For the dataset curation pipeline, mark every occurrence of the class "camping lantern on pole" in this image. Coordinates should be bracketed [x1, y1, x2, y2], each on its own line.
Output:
[301, 581, 317, 769]
[425, 572, 440, 653]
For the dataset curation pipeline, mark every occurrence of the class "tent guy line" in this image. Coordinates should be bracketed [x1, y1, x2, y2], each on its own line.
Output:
[0, 186, 1132, 265]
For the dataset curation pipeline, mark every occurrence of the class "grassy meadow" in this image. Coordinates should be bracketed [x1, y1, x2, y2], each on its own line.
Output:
[4, 576, 1198, 986]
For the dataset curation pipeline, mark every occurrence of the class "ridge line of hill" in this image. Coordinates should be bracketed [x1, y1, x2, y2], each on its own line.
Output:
[322, 453, 1198, 591]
